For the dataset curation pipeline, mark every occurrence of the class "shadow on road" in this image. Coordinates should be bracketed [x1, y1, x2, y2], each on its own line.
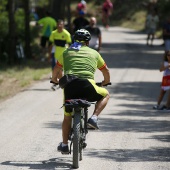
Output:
[85, 147, 170, 162]
[1, 145, 170, 170]
[144, 135, 170, 143]
[99, 117, 170, 133]
[1, 157, 73, 170]
[107, 81, 168, 104]
[101, 42, 164, 70]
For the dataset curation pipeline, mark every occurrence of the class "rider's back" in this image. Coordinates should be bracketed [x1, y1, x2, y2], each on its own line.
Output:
[61, 46, 105, 79]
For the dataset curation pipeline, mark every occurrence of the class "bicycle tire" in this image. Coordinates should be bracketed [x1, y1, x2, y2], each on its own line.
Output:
[73, 111, 81, 169]
[79, 125, 83, 161]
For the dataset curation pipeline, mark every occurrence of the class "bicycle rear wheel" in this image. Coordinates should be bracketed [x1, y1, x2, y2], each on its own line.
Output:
[79, 130, 83, 161]
[73, 112, 81, 169]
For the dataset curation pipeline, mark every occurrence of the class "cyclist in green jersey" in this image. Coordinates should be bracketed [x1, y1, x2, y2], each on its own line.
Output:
[51, 29, 110, 153]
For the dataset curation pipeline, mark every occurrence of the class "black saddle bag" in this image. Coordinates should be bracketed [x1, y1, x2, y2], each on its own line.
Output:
[59, 74, 78, 89]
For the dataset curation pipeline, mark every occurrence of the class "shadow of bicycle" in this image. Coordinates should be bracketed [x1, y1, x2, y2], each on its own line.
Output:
[1, 157, 74, 170]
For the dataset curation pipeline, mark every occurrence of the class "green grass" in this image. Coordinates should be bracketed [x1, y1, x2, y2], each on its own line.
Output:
[120, 10, 147, 30]
[1, 64, 50, 84]
[0, 60, 51, 102]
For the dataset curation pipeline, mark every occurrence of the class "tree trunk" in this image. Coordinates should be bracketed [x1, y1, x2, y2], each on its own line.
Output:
[8, 0, 16, 64]
[23, 0, 32, 59]
[50, 0, 71, 33]
[66, 0, 71, 33]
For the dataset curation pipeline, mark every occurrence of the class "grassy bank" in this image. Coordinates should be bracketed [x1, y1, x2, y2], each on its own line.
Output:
[0, 60, 51, 102]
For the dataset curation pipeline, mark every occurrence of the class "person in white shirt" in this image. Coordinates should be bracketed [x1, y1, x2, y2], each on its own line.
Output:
[146, 10, 159, 46]
[85, 17, 102, 52]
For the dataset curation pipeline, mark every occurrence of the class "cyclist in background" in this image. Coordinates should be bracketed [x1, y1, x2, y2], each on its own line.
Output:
[51, 29, 110, 153]
[77, 0, 87, 14]
[102, 0, 113, 29]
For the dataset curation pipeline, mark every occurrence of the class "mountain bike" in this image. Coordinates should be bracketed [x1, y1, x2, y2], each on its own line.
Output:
[64, 99, 91, 169]
[50, 80, 111, 169]
[63, 82, 111, 169]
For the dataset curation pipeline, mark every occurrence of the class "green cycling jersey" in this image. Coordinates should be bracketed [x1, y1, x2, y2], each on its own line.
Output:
[57, 45, 106, 79]
[38, 16, 56, 37]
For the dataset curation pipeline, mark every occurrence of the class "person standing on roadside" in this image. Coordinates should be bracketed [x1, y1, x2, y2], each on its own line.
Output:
[157, 50, 170, 110]
[85, 17, 102, 52]
[49, 20, 72, 90]
[145, 10, 159, 46]
[153, 51, 170, 110]
[37, 11, 57, 60]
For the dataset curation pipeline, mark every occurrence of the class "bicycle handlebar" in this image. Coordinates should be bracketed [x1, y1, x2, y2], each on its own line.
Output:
[50, 80, 111, 87]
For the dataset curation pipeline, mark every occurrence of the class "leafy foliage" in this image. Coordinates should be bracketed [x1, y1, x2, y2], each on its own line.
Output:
[15, 8, 25, 38]
[0, 11, 8, 38]
[0, 0, 8, 37]
[0, 0, 7, 10]
[157, 0, 170, 20]
[33, 0, 49, 7]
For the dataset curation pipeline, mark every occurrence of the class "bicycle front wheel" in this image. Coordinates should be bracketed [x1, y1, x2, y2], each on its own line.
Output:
[73, 112, 81, 169]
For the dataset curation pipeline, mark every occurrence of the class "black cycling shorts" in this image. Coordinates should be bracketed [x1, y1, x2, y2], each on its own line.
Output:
[63, 78, 108, 116]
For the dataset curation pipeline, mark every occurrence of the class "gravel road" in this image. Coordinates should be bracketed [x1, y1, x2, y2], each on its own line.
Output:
[0, 27, 170, 170]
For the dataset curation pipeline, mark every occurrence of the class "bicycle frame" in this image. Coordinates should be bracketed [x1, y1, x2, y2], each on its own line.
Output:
[64, 99, 90, 169]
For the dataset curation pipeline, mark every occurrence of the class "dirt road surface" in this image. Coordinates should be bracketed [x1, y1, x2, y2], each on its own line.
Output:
[0, 27, 170, 170]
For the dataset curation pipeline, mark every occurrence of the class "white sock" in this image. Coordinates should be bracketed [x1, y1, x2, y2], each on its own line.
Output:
[91, 115, 98, 120]
[62, 143, 68, 147]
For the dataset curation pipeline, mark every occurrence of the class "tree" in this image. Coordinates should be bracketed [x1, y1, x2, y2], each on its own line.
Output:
[49, 0, 71, 32]
[0, 0, 8, 63]
[66, 0, 71, 33]
[8, 0, 16, 64]
[50, 0, 66, 21]
[23, 0, 32, 59]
